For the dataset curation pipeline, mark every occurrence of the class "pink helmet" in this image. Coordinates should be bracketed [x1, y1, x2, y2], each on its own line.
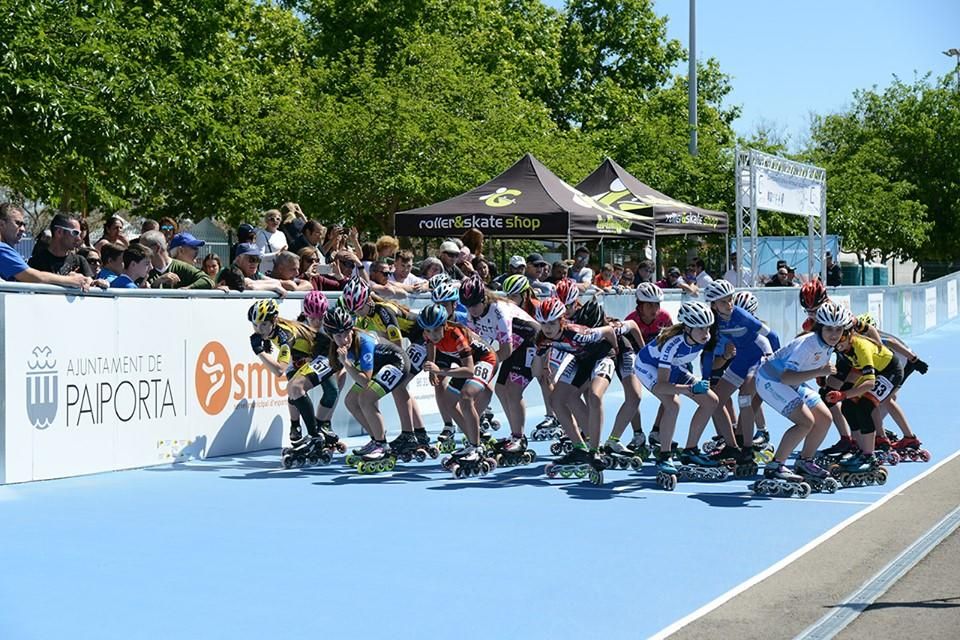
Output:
[302, 290, 329, 320]
[535, 297, 567, 323]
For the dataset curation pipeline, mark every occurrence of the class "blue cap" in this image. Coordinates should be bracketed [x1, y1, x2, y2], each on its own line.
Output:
[168, 232, 205, 250]
[235, 242, 260, 257]
[237, 223, 255, 237]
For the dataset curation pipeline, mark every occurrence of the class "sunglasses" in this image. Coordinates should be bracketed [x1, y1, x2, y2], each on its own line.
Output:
[266, 217, 280, 222]
[7, 219, 26, 227]
[88, 258, 102, 265]
[305, 257, 320, 264]
[245, 255, 262, 263]
[54, 225, 81, 238]
[161, 225, 175, 231]
[443, 251, 460, 258]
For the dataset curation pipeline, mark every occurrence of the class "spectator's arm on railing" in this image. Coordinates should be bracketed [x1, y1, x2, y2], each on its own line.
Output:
[14, 267, 92, 291]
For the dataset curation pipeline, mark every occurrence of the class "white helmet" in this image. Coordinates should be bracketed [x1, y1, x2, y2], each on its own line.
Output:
[634, 282, 664, 303]
[703, 279, 736, 302]
[815, 301, 852, 328]
[732, 290, 759, 316]
[677, 301, 715, 328]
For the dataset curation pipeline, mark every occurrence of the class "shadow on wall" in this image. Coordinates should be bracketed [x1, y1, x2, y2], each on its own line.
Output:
[202, 399, 283, 458]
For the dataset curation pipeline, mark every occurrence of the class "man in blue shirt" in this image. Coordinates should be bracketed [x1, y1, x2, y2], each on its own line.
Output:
[0, 203, 91, 290]
[111, 244, 153, 289]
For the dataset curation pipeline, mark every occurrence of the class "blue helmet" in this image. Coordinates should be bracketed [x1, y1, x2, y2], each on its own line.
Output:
[417, 303, 450, 330]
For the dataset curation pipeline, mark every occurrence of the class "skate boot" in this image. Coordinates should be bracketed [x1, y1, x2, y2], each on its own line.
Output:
[793, 458, 839, 493]
[891, 435, 931, 463]
[280, 432, 314, 469]
[388, 431, 421, 463]
[437, 425, 457, 454]
[544, 446, 603, 485]
[713, 444, 757, 477]
[701, 434, 726, 455]
[654, 455, 678, 491]
[873, 435, 901, 466]
[479, 409, 501, 432]
[707, 442, 742, 468]
[442, 443, 498, 479]
[831, 453, 888, 487]
[600, 439, 643, 471]
[752, 429, 770, 448]
[814, 436, 856, 468]
[317, 421, 348, 454]
[647, 431, 680, 458]
[626, 430, 651, 460]
[531, 415, 563, 441]
[355, 441, 397, 474]
[550, 435, 576, 456]
[346, 438, 380, 467]
[491, 435, 536, 467]
[677, 447, 729, 481]
[750, 462, 811, 498]
[413, 429, 441, 461]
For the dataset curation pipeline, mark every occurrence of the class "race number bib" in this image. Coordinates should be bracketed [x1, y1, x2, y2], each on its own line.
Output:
[473, 360, 495, 384]
[524, 347, 536, 368]
[593, 357, 615, 381]
[869, 375, 893, 402]
[373, 364, 403, 391]
[406, 344, 427, 370]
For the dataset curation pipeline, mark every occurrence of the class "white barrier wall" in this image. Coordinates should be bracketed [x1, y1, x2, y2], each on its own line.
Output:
[3, 271, 960, 483]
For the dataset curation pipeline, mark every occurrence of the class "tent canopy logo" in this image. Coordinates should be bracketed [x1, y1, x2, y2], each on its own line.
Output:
[27, 345, 58, 429]
[479, 187, 521, 208]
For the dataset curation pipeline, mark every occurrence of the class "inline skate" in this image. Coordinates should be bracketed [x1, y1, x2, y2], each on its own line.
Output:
[437, 425, 458, 454]
[550, 435, 576, 456]
[479, 409, 501, 432]
[710, 444, 757, 477]
[599, 440, 643, 471]
[750, 463, 811, 498]
[544, 447, 603, 485]
[676, 447, 729, 481]
[441, 445, 498, 479]
[654, 456, 678, 491]
[701, 434, 726, 455]
[873, 435, 901, 466]
[830, 453, 888, 487]
[648, 431, 681, 459]
[752, 429, 770, 449]
[389, 431, 440, 463]
[531, 415, 564, 441]
[281, 434, 324, 469]
[345, 438, 381, 467]
[890, 435, 931, 463]
[813, 436, 857, 469]
[793, 458, 840, 493]
[354, 441, 397, 474]
[626, 430, 651, 460]
[491, 435, 537, 467]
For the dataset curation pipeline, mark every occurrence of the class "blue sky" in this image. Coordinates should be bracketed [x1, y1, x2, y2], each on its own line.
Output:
[547, 0, 960, 149]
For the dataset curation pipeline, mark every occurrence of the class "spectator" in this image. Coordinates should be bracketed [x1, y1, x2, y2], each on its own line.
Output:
[437, 240, 466, 280]
[418, 256, 444, 281]
[78, 247, 101, 272]
[94, 215, 129, 252]
[391, 250, 427, 289]
[524, 252, 554, 296]
[687, 257, 713, 290]
[98, 242, 125, 283]
[279, 202, 307, 248]
[140, 219, 160, 235]
[255, 209, 288, 274]
[367, 257, 408, 297]
[231, 223, 256, 263]
[461, 227, 484, 259]
[722, 251, 753, 287]
[472, 255, 493, 284]
[320, 224, 344, 262]
[290, 220, 326, 259]
[168, 232, 205, 267]
[110, 244, 152, 289]
[593, 263, 615, 291]
[201, 254, 222, 281]
[611, 263, 624, 287]
[267, 250, 312, 291]
[635, 259, 655, 284]
[620, 267, 635, 289]
[456, 246, 477, 277]
[0, 203, 92, 289]
[765, 266, 797, 288]
[139, 230, 214, 289]
[657, 266, 696, 295]
[547, 260, 568, 284]
[360, 241, 378, 274]
[297, 247, 321, 279]
[376, 235, 400, 262]
[568, 246, 594, 285]
[311, 249, 361, 291]
[78, 217, 93, 249]
[158, 217, 178, 243]
[492, 255, 526, 290]
[28, 213, 96, 277]
[222, 242, 284, 294]
[826, 251, 842, 287]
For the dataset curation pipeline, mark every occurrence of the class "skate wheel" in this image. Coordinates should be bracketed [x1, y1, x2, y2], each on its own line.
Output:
[875, 468, 888, 485]
[336, 442, 347, 453]
[824, 478, 840, 493]
[452, 465, 464, 479]
[549, 443, 561, 456]
[629, 457, 642, 471]
[544, 463, 557, 479]
[796, 482, 812, 499]
[319, 451, 332, 465]
[428, 446, 440, 459]
[281, 454, 294, 469]
[415, 451, 427, 463]
[920, 450, 931, 462]
[559, 468, 573, 479]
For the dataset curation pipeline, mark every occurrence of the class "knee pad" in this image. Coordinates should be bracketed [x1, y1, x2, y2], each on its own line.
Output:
[738, 394, 753, 409]
[319, 377, 339, 410]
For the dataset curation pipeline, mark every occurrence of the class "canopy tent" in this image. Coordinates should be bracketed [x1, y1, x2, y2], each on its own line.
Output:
[394, 153, 654, 242]
[576, 158, 728, 236]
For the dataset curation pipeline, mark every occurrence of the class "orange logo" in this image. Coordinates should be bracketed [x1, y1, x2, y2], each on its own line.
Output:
[196, 341, 231, 415]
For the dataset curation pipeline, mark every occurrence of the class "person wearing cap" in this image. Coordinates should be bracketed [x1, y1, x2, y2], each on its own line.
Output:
[219, 241, 286, 294]
[491, 255, 526, 291]
[722, 251, 753, 287]
[657, 266, 697, 295]
[568, 246, 594, 285]
[231, 222, 257, 263]
[826, 251, 841, 287]
[437, 239, 466, 280]
[524, 252, 555, 296]
[168, 232, 205, 266]
[137, 230, 214, 289]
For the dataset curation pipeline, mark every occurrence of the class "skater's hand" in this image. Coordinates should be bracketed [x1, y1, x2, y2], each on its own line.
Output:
[429, 373, 441, 386]
[422, 361, 439, 374]
[825, 390, 846, 404]
[336, 344, 349, 361]
[820, 363, 837, 377]
[250, 333, 266, 355]
[909, 357, 928, 374]
[723, 343, 736, 359]
[692, 379, 710, 394]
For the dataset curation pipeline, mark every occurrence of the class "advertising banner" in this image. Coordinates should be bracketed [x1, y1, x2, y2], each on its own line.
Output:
[868, 293, 884, 330]
[948, 280, 957, 319]
[925, 287, 937, 330]
[899, 290, 912, 336]
[754, 167, 823, 217]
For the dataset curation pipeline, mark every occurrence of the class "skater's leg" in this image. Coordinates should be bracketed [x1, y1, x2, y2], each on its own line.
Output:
[799, 401, 833, 459]
[609, 374, 641, 441]
[357, 388, 386, 441]
[582, 374, 611, 449]
[708, 378, 738, 446]
[654, 392, 681, 453]
[773, 403, 816, 463]
[553, 383, 585, 445]
[496, 382, 527, 438]
[684, 389, 720, 449]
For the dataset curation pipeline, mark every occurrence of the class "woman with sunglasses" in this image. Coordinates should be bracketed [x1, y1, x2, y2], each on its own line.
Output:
[255, 209, 288, 275]
[158, 217, 178, 243]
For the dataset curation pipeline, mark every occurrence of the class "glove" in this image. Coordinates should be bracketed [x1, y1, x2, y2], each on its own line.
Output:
[250, 333, 266, 355]
[906, 357, 928, 376]
[692, 379, 710, 395]
[825, 390, 846, 404]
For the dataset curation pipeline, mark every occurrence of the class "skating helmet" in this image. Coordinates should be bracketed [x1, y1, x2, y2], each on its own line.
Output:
[732, 290, 759, 316]
[535, 297, 566, 323]
[555, 278, 580, 306]
[634, 282, 664, 303]
[417, 303, 449, 330]
[857, 313, 875, 328]
[502, 274, 531, 297]
[340, 277, 370, 312]
[431, 281, 460, 304]
[677, 300, 715, 329]
[302, 290, 329, 320]
[458, 274, 486, 307]
[575, 297, 605, 328]
[428, 272, 451, 291]
[799, 279, 828, 311]
[322, 306, 355, 334]
[248, 299, 279, 324]
[703, 279, 736, 302]
[814, 301, 852, 328]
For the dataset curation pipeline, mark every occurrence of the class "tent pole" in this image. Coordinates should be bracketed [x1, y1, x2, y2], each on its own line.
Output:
[651, 235, 658, 277]
[567, 230, 572, 260]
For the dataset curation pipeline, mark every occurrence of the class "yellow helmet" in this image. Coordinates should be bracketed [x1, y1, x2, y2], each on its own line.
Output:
[247, 299, 279, 324]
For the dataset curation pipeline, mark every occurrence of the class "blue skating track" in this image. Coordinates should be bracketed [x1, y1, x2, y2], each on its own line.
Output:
[3, 321, 960, 640]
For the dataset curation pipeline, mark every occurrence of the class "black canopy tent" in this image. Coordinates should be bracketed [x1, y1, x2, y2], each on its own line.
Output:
[394, 154, 655, 250]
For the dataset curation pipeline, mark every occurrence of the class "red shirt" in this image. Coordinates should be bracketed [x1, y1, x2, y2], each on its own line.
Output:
[625, 308, 674, 344]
